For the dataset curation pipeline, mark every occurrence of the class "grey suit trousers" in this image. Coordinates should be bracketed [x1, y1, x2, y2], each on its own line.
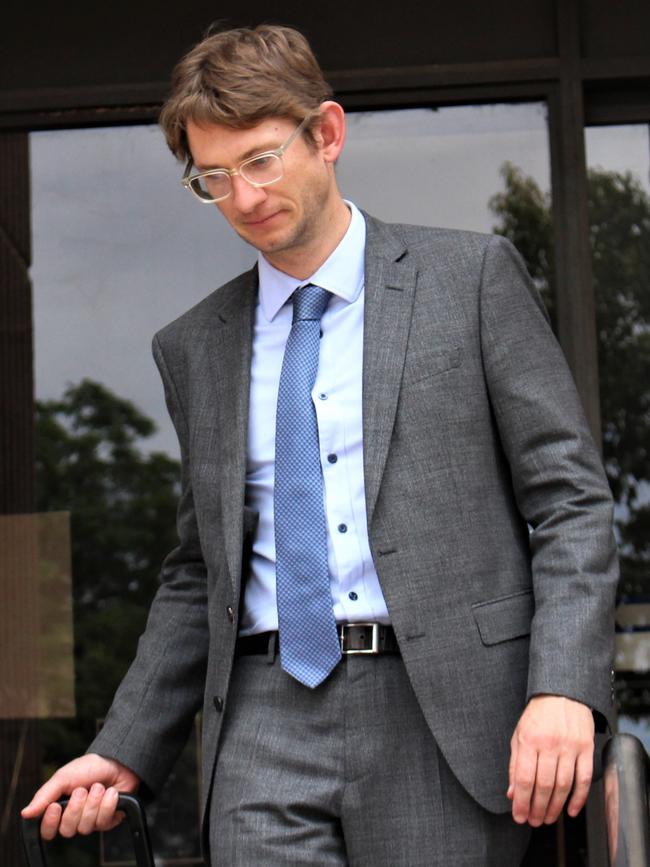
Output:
[209, 652, 531, 866]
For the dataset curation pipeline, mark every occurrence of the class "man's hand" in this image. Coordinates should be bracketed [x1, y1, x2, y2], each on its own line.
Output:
[508, 695, 594, 826]
[21, 754, 140, 840]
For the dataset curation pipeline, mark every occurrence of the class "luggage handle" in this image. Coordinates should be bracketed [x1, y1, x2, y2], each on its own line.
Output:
[21, 793, 154, 867]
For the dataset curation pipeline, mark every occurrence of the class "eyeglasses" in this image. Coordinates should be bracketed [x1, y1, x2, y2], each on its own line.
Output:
[181, 115, 312, 204]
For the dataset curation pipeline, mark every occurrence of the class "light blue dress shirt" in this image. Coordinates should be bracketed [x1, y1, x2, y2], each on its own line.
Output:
[240, 202, 390, 636]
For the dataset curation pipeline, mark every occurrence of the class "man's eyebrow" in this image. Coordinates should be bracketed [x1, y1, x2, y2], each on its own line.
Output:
[194, 140, 282, 172]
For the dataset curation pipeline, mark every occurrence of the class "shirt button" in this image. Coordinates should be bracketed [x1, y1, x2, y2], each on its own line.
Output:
[338, 523, 348, 533]
[226, 606, 235, 623]
[319, 393, 328, 400]
[348, 591, 358, 601]
[327, 453, 338, 464]
[213, 696, 224, 713]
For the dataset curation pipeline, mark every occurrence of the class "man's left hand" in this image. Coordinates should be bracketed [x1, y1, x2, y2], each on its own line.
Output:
[508, 695, 595, 826]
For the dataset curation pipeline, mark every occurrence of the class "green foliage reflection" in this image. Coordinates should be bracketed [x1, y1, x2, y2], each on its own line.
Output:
[36, 379, 181, 718]
[490, 163, 650, 716]
[490, 163, 650, 592]
[36, 380, 187, 864]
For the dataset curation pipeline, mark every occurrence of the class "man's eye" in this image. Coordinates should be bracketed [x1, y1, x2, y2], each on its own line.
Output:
[249, 156, 272, 169]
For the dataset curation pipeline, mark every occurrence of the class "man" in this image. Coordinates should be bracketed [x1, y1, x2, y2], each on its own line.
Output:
[23, 24, 618, 866]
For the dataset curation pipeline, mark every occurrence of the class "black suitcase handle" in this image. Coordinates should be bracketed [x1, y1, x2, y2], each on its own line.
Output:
[21, 793, 154, 867]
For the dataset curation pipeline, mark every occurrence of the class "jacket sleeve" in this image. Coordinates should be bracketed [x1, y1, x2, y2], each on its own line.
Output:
[478, 234, 618, 722]
[88, 333, 209, 794]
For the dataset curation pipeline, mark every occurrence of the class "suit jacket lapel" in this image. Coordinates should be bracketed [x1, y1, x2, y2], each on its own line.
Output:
[203, 215, 416, 588]
[362, 215, 418, 526]
[208, 266, 257, 595]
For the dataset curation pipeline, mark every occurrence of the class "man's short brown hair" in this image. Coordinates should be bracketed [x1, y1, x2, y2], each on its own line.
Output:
[159, 24, 333, 162]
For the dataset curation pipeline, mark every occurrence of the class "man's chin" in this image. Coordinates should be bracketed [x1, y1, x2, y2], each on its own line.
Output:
[236, 226, 297, 255]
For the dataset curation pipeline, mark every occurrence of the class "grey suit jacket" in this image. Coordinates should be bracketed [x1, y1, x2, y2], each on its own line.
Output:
[90, 213, 618, 819]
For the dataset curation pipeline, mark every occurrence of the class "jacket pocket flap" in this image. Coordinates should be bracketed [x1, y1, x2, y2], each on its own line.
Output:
[471, 590, 534, 646]
[402, 346, 461, 385]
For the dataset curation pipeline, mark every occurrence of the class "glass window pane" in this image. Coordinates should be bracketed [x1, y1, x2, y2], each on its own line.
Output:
[339, 103, 550, 232]
[585, 123, 650, 746]
[23, 104, 552, 861]
[29, 124, 231, 864]
[31, 124, 254, 457]
[339, 104, 554, 322]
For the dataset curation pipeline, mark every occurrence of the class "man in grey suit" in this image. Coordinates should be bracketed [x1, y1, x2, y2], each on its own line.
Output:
[24, 24, 618, 866]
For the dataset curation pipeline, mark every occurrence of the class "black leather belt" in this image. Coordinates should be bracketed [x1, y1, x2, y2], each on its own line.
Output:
[235, 623, 399, 657]
[339, 623, 399, 654]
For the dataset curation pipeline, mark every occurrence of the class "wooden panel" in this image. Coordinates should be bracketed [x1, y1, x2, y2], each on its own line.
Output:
[0, 133, 34, 513]
[580, 0, 650, 59]
[549, 2, 602, 439]
[585, 82, 650, 125]
[0, 129, 40, 867]
[1, 0, 556, 96]
[0, 61, 562, 132]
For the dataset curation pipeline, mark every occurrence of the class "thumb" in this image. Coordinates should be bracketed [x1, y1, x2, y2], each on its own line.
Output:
[21, 772, 75, 818]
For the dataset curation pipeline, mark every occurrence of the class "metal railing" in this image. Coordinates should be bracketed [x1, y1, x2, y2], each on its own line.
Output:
[602, 733, 650, 866]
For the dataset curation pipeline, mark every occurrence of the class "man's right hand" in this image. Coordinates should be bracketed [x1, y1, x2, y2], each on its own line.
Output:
[21, 754, 140, 840]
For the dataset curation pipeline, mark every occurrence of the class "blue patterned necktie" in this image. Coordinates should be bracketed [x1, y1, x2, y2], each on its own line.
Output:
[274, 283, 342, 688]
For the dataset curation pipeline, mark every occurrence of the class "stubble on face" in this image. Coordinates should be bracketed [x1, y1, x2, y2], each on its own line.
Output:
[218, 155, 336, 275]
[187, 115, 350, 279]
[231, 172, 331, 255]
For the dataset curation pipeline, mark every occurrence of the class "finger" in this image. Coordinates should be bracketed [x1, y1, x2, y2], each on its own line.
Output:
[59, 787, 88, 838]
[22, 774, 71, 818]
[543, 753, 576, 824]
[77, 783, 106, 835]
[507, 736, 518, 800]
[95, 787, 120, 831]
[527, 752, 559, 826]
[511, 742, 538, 824]
[39, 802, 63, 841]
[567, 748, 594, 817]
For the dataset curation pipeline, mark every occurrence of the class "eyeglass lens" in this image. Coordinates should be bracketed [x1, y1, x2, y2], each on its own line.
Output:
[190, 153, 284, 202]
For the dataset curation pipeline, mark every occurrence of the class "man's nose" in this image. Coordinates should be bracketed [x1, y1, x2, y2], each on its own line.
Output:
[229, 174, 267, 212]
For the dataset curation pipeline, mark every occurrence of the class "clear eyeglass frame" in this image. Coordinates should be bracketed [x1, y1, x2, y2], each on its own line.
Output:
[181, 114, 313, 204]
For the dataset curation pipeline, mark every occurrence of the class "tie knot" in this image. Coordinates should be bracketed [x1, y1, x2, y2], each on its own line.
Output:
[291, 283, 331, 323]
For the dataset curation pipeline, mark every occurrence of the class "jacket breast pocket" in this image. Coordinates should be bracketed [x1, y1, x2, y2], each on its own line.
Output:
[471, 590, 534, 646]
[402, 346, 461, 386]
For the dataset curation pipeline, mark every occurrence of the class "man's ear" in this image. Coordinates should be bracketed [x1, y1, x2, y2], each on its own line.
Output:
[313, 101, 346, 164]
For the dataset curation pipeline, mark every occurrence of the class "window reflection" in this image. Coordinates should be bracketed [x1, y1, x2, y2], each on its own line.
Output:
[584, 123, 650, 746]
[339, 103, 550, 231]
[0, 512, 74, 721]
[25, 104, 552, 862]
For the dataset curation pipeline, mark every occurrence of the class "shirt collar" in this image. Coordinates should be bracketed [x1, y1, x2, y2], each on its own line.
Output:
[257, 201, 366, 322]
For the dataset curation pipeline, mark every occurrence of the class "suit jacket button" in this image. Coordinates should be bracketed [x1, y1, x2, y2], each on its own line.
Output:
[213, 696, 224, 713]
[226, 605, 235, 623]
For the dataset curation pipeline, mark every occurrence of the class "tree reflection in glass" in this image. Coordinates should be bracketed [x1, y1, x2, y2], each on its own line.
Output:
[36, 380, 203, 864]
[490, 160, 650, 721]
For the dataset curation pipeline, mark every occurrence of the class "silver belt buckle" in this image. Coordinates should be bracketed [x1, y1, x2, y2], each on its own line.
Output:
[340, 622, 380, 655]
